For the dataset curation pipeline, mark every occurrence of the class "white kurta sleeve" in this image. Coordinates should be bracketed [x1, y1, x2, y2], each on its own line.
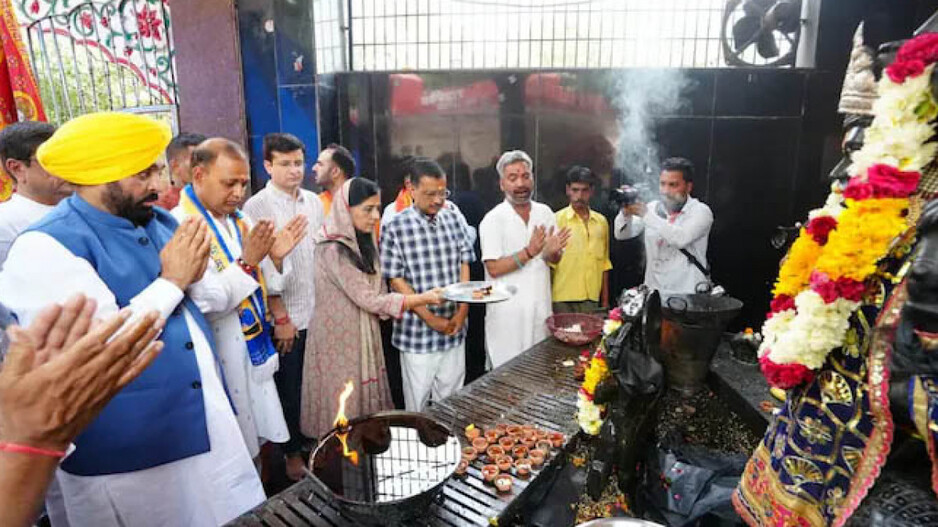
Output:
[187, 264, 261, 315]
[613, 210, 645, 241]
[479, 213, 503, 261]
[0, 232, 184, 327]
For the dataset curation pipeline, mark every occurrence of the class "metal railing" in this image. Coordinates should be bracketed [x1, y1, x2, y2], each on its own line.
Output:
[19, 0, 177, 128]
[316, 0, 808, 73]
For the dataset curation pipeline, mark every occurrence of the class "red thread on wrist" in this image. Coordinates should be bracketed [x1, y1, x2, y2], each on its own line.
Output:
[237, 258, 256, 275]
[275, 316, 291, 325]
[523, 248, 533, 259]
[0, 442, 66, 458]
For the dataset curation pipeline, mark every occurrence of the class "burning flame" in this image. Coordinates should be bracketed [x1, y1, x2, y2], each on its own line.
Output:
[333, 380, 359, 465]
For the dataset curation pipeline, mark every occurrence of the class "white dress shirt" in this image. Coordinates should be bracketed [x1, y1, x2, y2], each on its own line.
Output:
[0, 231, 265, 527]
[243, 182, 324, 331]
[0, 193, 55, 269]
[614, 197, 713, 295]
[479, 199, 556, 368]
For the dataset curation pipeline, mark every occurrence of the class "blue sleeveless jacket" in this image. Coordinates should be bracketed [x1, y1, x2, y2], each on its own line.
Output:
[27, 194, 215, 476]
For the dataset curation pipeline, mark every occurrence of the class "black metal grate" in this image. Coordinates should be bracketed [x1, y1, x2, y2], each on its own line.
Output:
[314, 0, 800, 73]
[228, 337, 583, 526]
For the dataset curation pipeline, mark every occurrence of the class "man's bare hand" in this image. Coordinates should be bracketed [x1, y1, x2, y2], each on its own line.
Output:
[0, 295, 164, 451]
[544, 226, 571, 259]
[273, 320, 298, 355]
[270, 215, 309, 263]
[161, 217, 211, 290]
[425, 314, 453, 335]
[625, 202, 646, 217]
[241, 220, 276, 267]
[526, 225, 547, 257]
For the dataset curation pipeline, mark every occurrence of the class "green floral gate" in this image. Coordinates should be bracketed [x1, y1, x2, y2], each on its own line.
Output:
[15, 0, 177, 128]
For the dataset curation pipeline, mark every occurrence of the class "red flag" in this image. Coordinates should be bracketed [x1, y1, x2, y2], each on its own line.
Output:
[0, 0, 47, 201]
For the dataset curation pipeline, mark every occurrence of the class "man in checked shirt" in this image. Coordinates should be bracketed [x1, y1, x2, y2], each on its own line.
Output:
[243, 133, 324, 480]
[380, 157, 474, 412]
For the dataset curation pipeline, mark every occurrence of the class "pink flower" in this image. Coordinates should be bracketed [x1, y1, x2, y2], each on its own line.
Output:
[136, 7, 163, 41]
[866, 164, 920, 198]
[809, 271, 866, 303]
[760, 355, 815, 389]
[886, 59, 926, 84]
[769, 294, 795, 314]
[897, 33, 938, 65]
[608, 307, 623, 322]
[805, 216, 837, 245]
[836, 278, 866, 302]
[29, 0, 39, 14]
[809, 271, 840, 303]
[80, 11, 93, 30]
[843, 180, 874, 200]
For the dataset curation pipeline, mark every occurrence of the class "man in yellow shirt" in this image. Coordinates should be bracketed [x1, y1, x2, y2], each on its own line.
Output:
[551, 166, 613, 313]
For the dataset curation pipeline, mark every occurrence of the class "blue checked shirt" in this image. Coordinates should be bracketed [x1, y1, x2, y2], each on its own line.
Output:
[380, 206, 475, 354]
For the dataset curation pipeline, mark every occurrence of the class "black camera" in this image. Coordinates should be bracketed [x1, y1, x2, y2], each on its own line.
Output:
[610, 185, 642, 207]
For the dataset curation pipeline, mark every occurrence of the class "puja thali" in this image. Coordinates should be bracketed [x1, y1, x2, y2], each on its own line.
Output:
[443, 281, 517, 304]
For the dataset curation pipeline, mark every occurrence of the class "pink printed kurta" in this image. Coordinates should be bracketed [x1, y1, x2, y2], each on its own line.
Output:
[300, 182, 405, 439]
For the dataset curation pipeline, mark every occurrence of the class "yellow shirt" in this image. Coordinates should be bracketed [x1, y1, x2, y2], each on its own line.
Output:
[551, 206, 613, 302]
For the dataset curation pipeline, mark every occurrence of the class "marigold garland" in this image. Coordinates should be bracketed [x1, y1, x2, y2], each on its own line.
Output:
[757, 33, 937, 389]
[576, 308, 618, 436]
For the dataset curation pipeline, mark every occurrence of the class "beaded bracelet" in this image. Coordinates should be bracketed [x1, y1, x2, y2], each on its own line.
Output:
[0, 442, 66, 458]
[236, 257, 257, 276]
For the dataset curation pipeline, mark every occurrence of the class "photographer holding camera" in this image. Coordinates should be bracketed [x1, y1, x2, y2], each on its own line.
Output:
[613, 157, 713, 295]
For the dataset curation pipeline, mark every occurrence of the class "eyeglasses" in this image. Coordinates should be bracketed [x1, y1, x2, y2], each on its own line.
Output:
[421, 189, 451, 199]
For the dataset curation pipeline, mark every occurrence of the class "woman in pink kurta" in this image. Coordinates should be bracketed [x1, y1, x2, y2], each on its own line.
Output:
[301, 178, 441, 438]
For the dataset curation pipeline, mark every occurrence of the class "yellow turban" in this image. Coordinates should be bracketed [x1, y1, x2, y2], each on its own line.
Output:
[36, 112, 172, 186]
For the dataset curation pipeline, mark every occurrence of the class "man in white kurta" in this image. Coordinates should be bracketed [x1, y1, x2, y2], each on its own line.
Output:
[0, 112, 265, 526]
[479, 151, 569, 368]
[173, 138, 306, 459]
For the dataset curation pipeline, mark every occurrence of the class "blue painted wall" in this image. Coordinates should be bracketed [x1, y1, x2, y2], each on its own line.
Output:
[237, 0, 319, 191]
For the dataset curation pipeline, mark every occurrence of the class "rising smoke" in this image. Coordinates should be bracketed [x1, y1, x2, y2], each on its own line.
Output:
[606, 69, 694, 189]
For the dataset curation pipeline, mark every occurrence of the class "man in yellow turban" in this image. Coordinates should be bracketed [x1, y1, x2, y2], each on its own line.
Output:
[0, 112, 268, 526]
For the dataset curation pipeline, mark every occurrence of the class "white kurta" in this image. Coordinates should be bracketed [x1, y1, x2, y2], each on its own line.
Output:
[479, 199, 556, 368]
[171, 207, 289, 458]
[0, 231, 265, 527]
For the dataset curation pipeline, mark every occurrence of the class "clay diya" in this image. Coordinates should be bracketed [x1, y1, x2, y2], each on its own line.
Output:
[481, 464, 499, 483]
[522, 429, 536, 441]
[506, 424, 522, 436]
[498, 436, 516, 449]
[462, 447, 478, 461]
[472, 437, 489, 454]
[522, 438, 537, 450]
[529, 449, 546, 467]
[494, 423, 509, 435]
[511, 445, 529, 460]
[465, 424, 480, 441]
[535, 428, 549, 440]
[455, 459, 469, 477]
[549, 432, 565, 448]
[486, 445, 505, 461]
[494, 474, 513, 493]
[495, 454, 513, 471]
[484, 428, 500, 444]
[536, 440, 552, 454]
[521, 424, 535, 433]
[514, 459, 532, 478]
